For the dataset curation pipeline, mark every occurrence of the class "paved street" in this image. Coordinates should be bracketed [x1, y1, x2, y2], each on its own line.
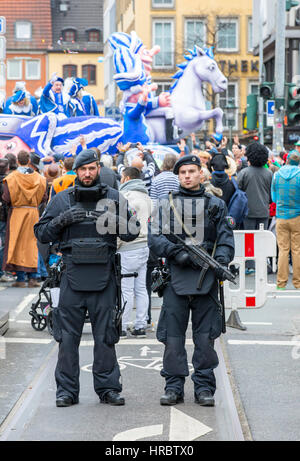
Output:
[0, 273, 299, 442]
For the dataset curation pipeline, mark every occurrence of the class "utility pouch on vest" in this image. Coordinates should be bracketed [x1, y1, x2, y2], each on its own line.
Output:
[71, 240, 109, 264]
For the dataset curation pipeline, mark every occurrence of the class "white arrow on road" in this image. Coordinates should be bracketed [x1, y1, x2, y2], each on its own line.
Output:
[140, 346, 160, 357]
[169, 407, 212, 441]
[112, 408, 213, 441]
[113, 424, 163, 441]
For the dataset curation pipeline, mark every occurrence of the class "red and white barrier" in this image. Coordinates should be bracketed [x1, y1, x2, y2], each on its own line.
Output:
[225, 230, 277, 309]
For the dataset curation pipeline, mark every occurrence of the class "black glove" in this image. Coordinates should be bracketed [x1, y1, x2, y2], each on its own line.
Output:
[52, 209, 86, 229]
[89, 210, 106, 220]
[214, 264, 229, 281]
[174, 250, 193, 268]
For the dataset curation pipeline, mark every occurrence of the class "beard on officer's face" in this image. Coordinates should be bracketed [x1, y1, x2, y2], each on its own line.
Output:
[77, 171, 100, 187]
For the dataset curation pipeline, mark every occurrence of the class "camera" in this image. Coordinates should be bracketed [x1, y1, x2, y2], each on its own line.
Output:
[151, 262, 170, 297]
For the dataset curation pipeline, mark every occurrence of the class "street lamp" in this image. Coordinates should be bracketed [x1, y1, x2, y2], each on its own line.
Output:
[225, 98, 237, 149]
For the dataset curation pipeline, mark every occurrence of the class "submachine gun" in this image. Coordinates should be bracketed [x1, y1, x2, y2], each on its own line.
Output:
[169, 230, 236, 287]
[169, 231, 237, 334]
[114, 253, 138, 335]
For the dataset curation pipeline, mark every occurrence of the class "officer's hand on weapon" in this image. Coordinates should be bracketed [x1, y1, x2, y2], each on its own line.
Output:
[173, 250, 195, 268]
[214, 264, 229, 281]
[52, 208, 87, 230]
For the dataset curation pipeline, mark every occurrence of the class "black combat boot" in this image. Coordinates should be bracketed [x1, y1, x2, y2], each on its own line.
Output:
[160, 390, 184, 406]
[194, 390, 215, 406]
[100, 391, 125, 406]
[56, 396, 79, 407]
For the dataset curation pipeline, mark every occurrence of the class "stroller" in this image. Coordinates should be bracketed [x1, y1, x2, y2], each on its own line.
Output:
[29, 242, 90, 335]
[29, 251, 63, 336]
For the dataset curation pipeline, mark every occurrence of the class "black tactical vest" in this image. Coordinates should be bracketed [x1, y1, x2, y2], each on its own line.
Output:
[60, 184, 116, 292]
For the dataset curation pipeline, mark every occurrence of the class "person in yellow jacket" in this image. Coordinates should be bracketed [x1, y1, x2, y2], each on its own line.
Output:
[48, 157, 76, 201]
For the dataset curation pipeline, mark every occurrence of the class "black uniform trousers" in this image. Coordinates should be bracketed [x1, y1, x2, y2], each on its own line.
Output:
[157, 283, 221, 396]
[52, 273, 121, 401]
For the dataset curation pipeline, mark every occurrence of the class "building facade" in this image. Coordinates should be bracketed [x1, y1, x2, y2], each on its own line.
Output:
[253, 0, 300, 83]
[104, 0, 117, 111]
[1, 0, 52, 99]
[1, 0, 105, 113]
[49, 0, 105, 114]
[106, 0, 259, 135]
[252, 0, 300, 146]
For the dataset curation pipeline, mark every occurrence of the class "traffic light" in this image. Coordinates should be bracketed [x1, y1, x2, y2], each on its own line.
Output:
[259, 82, 274, 100]
[286, 1, 299, 11]
[287, 84, 300, 125]
[246, 94, 258, 130]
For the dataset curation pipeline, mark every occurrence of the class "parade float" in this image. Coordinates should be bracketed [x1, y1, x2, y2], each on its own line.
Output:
[0, 31, 227, 162]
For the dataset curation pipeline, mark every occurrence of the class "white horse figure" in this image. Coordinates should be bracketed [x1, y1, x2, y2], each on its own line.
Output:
[145, 46, 228, 144]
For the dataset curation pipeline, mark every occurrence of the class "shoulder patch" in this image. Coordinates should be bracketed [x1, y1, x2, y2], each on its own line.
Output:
[225, 216, 236, 229]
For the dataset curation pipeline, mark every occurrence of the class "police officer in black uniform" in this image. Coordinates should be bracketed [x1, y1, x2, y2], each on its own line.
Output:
[148, 155, 235, 406]
[34, 149, 140, 407]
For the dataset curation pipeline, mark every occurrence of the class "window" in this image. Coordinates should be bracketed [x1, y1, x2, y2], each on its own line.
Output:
[87, 29, 101, 42]
[63, 65, 77, 79]
[82, 65, 96, 85]
[154, 81, 172, 94]
[25, 59, 40, 80]
[15, 21, 32, 41]
[7, 59, 22, 80]
[249, 81, 259, 96]
[153, 20, 174, 68]
[218, 83, 239, 130]
[185, 19, 206, 50]
[248, 18, 253, 52]
[216, 18, 238, 52]
[62, 29, 77, 42]
[152, 0, 174, 7]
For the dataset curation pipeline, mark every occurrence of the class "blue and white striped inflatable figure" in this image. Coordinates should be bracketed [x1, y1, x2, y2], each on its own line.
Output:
[108, 31, 143, 54]
[113, 46, 147, 91]
[15, 113, 123, 158]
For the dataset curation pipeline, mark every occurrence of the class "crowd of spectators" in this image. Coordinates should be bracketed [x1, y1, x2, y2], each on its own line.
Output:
[1, 128, 300, 337]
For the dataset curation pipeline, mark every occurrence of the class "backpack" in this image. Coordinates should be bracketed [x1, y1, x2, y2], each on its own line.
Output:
[227, 177, 248, 225]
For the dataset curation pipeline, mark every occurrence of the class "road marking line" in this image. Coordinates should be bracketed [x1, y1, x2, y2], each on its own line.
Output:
[3, 338, 52, 344]
[228, 340, 300, 346]
[10, 294, 36, 321]
[13, 320, 31, 324]
[81, 339, 194, 346]
[242, 322, 273, 325]
[7, 338, 297, 347]
[2, 338, 192, 346]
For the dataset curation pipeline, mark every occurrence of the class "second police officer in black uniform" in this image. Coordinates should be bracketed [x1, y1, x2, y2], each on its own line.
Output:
[34, 149, 140, 407]
[148, 154, 235, 406]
